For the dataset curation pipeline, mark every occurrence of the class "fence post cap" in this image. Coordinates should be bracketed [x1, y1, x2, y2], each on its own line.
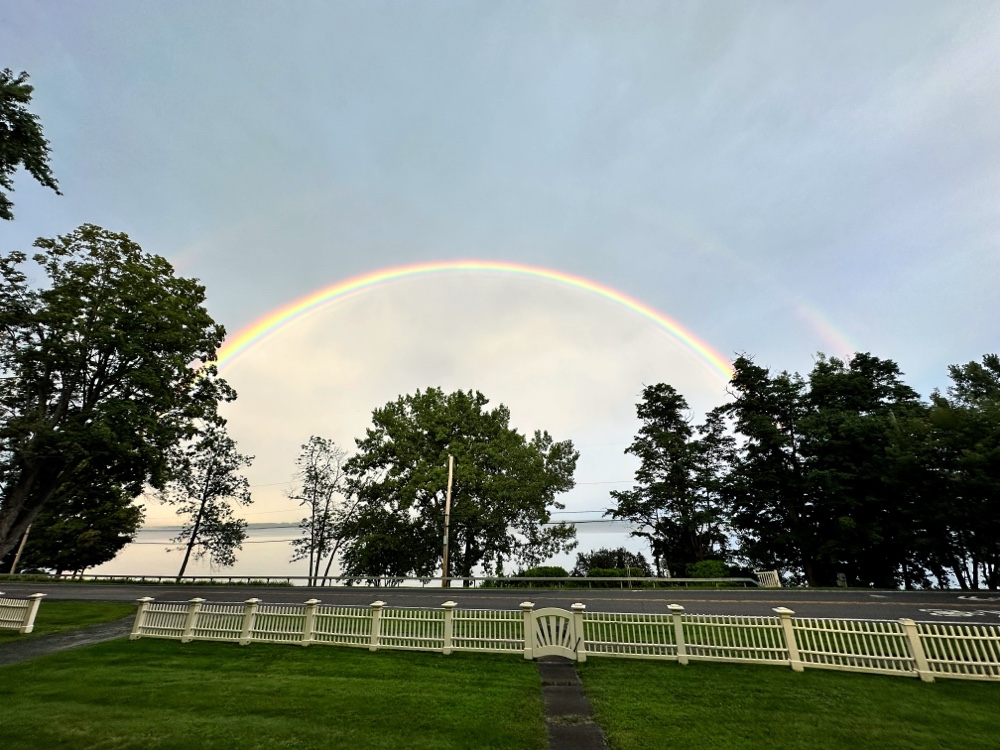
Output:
[442, 600, 457, 609]
[303, 598, 321, 605]
[136, 596, 156, 603]
[772, 606, 795, 615]
[29, 593, 47, 599]
[189, 597, 206, 603]
[898, 617, 916, 625]
[519, 601, 535, 611]
[667, 603, 685, 613]
[571, 602, 586, 612]
[370, 600, 386, 608]
[244, 597, 261, 604]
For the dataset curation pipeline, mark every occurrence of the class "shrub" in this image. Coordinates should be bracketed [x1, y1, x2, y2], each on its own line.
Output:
[685, 560, 729, 578]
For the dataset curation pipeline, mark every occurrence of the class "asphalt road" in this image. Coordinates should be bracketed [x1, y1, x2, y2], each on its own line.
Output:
[4, 582, 1000, 623]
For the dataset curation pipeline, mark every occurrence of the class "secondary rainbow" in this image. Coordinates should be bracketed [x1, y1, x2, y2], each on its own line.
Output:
[215, 261, 735, 381]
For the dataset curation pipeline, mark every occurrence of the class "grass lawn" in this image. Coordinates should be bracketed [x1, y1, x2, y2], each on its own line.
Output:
[579, 657, 1000, 750]
[0, 600, 135, 641]
[0, 639, 547, 750]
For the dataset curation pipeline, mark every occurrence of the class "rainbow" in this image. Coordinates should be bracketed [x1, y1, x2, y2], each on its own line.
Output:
[215, 261, 735, 381]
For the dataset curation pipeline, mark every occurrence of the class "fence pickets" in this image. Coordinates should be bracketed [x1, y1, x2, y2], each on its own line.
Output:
[0, 592, 45, 633]
[127, 597, 1000, 683]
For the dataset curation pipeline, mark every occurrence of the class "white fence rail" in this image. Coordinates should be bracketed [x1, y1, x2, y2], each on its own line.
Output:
[0, 592, 45, 633]
[129, 598, 1000, 683]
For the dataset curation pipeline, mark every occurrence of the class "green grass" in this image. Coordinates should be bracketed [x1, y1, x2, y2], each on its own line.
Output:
[579, 657, 1000, 750]
[0, 600, 135, 641]
[0, 639, 547, 750]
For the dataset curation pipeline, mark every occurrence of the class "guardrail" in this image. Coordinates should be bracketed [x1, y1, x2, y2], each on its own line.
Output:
[129, 597, 1000, 683]
[0, 573, 761, 588]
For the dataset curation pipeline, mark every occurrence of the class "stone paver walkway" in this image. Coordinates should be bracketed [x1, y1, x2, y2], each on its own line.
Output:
[0, 616, 133, 667]
[537, 656, 608, 750]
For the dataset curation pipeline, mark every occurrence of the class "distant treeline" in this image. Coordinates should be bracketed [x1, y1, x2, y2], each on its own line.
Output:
[607, 353, 1000, 590]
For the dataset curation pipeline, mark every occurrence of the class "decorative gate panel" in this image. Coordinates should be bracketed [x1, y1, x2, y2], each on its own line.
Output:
[532, 607, 580, 660]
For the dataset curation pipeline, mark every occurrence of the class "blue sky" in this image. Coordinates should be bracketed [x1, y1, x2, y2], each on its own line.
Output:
[3, 2, 999, 572]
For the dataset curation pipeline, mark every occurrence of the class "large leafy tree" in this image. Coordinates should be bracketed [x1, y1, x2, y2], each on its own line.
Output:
[340, 388, 578, 583]
[288, 436, 360, 585]
[1, 69, 60, 220]
[607, 384, 733, 577]
[1, 480, 143, 575]
[921, 354, 1000, 589]
[0, 224, 233, 560]
[159, 424, 253, 578]
[724, 353, 924, 587]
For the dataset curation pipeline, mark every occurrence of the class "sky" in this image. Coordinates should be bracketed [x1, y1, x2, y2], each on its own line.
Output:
[2, 1, 999, 577]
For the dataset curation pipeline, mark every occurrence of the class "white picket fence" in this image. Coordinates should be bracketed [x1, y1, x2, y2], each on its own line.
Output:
[129, 597, 1000, 683]
[0, 592, 46, 633]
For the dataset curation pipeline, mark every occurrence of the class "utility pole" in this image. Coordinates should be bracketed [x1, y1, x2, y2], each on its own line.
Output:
[10, 524, 32, 574]
[442, 454, 454, 588]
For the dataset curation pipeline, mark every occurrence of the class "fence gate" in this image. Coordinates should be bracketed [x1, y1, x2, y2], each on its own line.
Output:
[531, 607, 581, 660]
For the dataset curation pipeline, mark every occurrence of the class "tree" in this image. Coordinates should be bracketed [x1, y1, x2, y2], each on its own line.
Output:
[1, 69, 61, 220]
[607, 384, 733, 577]
[920, 354, 1000, 589]
[288, 436, 360, 585]
[0, 480, 143, 575]
[724, 353, 924, 587]
[159, 424, 253, 578]
[0, 224, 233, 560]
[571, 547, 652, 577]
[340, 388, 578, 583]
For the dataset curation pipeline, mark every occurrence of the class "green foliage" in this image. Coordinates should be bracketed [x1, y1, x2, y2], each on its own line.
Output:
[685, 559, 729, 578]
[287, 436, 358, 585]
[0, 69, 60, 221]
[158, 423, 253, 577]
[519, 565, 569, 577]
[0, 225, 233, 561]
[607, 384, 733, 577]
[572, 547, 652, 576]
[340, 388, 578, 582]
[1, 483, 143, 574]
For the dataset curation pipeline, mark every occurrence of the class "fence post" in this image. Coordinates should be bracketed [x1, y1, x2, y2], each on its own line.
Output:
[571, 603, 587, 663]
[520, 601, 535, 660]
[369, 600, 385, 651]
[899, 618, 935, 683]
[301, 599, 320, 647]
[18, 593, 46, 634]
[181, 598, 204, 643]
[773, 607, 803, 672]
[668, 604, 687, 665]
[130, 597, 155, 640]
[442, 601, 457, 655]
[239, 598, 260, 646]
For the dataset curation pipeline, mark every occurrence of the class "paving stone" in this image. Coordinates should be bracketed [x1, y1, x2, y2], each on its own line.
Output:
[537, 659, 582, 686]
[547, 720, 608, 750]
[542, 685, 594, 718]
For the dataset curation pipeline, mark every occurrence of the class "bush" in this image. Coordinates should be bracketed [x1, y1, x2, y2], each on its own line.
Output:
[685, 560, 729, 578]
